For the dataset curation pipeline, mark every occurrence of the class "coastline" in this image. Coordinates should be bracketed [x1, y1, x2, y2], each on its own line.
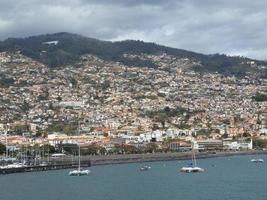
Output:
[88, 150, 267, 166]
[1, 150, 266, 175]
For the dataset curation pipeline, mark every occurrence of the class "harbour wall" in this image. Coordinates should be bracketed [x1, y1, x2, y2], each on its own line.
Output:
[89, 150, 267, 165]
[0, 150, 266, 174]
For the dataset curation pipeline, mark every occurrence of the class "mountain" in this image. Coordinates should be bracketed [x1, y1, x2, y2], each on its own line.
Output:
[0, 32, 266, 77]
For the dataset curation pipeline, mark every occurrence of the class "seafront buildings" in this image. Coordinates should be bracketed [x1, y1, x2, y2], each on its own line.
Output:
[0, 52, 266, 155]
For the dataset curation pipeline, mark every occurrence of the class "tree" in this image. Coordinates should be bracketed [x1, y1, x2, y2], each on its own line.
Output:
[69, 78, 77, 87]
[253, 139, 267, 149]
[81, 146, 98, 155]
[196, 129, 212, 137]
[243, 132, 251, 137]
[145, 143, 158, 153]
[152, 123, 160, 131]
[122, 145, 139, 154]
[99, 147, 107, 155]
[42, 144, 56, 154]
[37, 90, 49, 101]
[253, 92, 267, 102]
[56, 96, 62, 101]
[164, 106, 171, 112]
[21, 100, 30, 112]
[46, 121, 70, 133]
[35, 129, 43, 137]
[59, 144, 78, 154]
[161, 120, 166, 128]
[103, 132, 109, 137]
[0, 143, 6, 154]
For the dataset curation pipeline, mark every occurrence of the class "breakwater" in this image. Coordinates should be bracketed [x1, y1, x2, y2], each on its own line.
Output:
[89, 150, 267, 165]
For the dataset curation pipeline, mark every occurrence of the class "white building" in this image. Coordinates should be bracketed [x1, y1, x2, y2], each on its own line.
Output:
[223, 139, 253, 150]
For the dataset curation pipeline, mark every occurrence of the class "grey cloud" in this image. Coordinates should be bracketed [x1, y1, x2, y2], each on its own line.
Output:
[0, 0, 267, 59]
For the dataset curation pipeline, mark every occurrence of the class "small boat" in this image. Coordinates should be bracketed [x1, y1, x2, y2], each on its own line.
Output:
[180, 166, 204, 173]
[2, 162, 28, 169]
[69, 169, 91, 176]
[69, 145, 91, 176]
[69, 121, 90, 176]
[139, 165, 151, 171]
[69, 146, 90, 176]
[180, 143, 204, 173]
[251, 158, 264, 163]
[39, 162, 48, 166]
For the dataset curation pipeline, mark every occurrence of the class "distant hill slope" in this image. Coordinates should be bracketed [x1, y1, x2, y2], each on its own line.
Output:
[0, 32, 266, 77]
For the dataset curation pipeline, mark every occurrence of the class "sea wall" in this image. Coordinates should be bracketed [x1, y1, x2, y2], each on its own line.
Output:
[88, 150, 267, 166]
[0, 150, 265, 175]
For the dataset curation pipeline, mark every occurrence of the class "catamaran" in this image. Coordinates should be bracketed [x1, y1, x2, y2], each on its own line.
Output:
[69, 122, 90, 176]
[139, 153, 151, 171]
[251, 158, 264, 163]
[69, 142, 90, 176]
[180, 142, 204, 173]
[139, 165, 151, 171]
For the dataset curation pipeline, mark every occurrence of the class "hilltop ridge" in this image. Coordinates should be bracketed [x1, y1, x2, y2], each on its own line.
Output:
[0, 32, 266, 78]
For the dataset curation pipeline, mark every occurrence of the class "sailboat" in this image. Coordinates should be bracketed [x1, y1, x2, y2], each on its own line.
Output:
[250, 139, 264, 163]
[139, 153, 151, 171]
[69, 122, 90, 176]
[139, 165, 151, 171]
[180, 142, 204, 173]
[1, 128, 22, 169]
[250, 158, 264, 163]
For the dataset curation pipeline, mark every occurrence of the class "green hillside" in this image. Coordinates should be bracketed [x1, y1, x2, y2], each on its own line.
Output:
[0, 32, 266, 77]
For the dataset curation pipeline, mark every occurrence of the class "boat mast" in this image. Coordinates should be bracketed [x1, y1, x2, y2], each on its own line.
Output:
[78, 143, 81, 171]
[5, 128, 8, 159]
[78, 121, 81, 171]
[192, 142, 197, 167]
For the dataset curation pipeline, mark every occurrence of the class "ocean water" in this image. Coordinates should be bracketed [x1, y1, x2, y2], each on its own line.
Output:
[0, 154, 267, 200]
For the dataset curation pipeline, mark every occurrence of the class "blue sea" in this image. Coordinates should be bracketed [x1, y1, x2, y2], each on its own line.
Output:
[0, 154, 267, 200]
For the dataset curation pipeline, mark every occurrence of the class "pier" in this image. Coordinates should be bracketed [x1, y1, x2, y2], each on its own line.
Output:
[0, 158, 91, 175]
[0, 164, 90, 174]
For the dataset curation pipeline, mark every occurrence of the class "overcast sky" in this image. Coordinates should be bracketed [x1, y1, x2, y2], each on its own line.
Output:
[0, 0, 267, 59]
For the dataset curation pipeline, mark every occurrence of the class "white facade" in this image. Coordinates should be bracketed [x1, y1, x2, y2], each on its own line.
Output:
[223, 139, 253, 150]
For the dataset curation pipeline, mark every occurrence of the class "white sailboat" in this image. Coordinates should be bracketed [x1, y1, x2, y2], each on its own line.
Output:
[139, 153, 151, 171]
[69, 122, 90, 176]
[250, 158, 264, 163]
[250, 140, 264, 163]
[1, 128, 22, 169]
[139, 165, 151, 171]
[180, 142, 204, 173]
[69, 144, 90, 176]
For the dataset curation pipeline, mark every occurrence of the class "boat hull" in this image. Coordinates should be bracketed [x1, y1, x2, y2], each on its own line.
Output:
[180, 167, 204, 173]
[139, 166, 151, 171]
[251, 159, 264, 163]
[69, 169, 90, 176]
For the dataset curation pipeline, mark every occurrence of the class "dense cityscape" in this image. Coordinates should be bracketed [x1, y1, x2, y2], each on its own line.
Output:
[0, 50, 266, 158]
[2, 0, 267, 199]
